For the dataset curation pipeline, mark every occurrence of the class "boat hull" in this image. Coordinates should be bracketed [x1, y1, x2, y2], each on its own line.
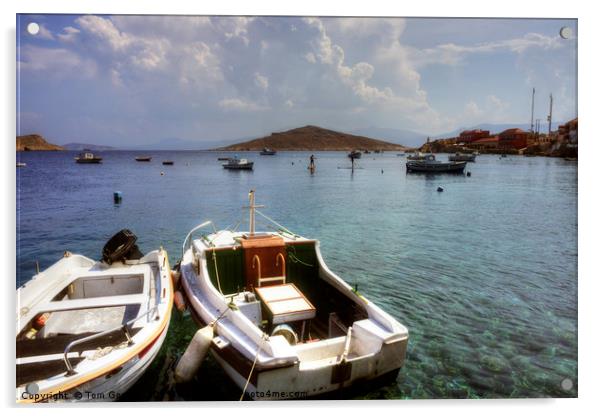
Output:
[406, 161, 466, 173]
[223, 164, 254, 170]
[75, 159, 102, 164]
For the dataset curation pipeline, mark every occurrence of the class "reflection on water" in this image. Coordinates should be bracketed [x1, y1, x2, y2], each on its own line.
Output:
[16, 151, 577, 399]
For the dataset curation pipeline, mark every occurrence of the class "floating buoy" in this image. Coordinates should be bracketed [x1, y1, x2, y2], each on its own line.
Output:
[467, 171, 471, 177]
[113, 191, 122, 204]
[175, 325, 214, 383]
[437, 186, 444, 192]
[160, 171, 165, 176]
[170, 269, 181, 288]
[381, 169, 384, 174]
[174, 290, 186, 312]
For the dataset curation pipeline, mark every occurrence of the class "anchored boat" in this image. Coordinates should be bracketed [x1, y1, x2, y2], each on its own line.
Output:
[179, 191, 408, 399]
[16, 230, 173, 403]
[75, 151, 102, 164]
[448, 153, 476, 162]
[135, 156, 152, 162]
[406, 154, 466, 173]
[259, 148, 277, 156]
[223, 157, 254, 170]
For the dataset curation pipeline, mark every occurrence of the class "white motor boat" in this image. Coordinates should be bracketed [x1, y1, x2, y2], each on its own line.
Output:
[179, 191, 409, 400]
[16, 230, 173, 403]
[223, 157, 254, 170]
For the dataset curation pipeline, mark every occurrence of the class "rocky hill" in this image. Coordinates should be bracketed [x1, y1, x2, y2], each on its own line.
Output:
[218, 125, 407, 151]
[16, 134, 64, 151]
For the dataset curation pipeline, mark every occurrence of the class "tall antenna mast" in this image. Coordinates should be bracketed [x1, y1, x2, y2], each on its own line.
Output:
[547, 94, 553, 137]
[530, 88, 535, 133]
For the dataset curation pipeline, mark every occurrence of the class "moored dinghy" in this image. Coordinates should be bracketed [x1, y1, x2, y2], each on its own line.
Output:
[16, 230, 173, 402]
[179, 191, 409, 399]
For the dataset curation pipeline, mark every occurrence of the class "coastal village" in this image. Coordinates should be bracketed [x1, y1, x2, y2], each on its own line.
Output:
[419, 118, 578, 159]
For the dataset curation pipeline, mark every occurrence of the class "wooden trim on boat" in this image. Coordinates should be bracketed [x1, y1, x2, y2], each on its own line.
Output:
[17, 250, 173, 403]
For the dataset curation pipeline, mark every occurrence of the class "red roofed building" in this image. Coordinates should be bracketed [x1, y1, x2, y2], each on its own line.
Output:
[470, 136, 499, 150]
[458, 129, 491, 144]
[498, 128, 529, 150]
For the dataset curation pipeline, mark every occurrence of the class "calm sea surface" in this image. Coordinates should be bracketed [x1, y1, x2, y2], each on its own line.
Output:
[16, 150, 578, 400]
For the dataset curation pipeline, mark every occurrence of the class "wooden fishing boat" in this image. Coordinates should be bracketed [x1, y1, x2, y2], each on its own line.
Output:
[16, 230, 173, 403]
[135, 156, 152, 162]
[259, 148, 276, 156]
[162, 161, 174, 165]
[223, 157, 254, 170]
[179, 191, 408, 400]
[406, 154, 466, 173]
[75, 151, 102, 164]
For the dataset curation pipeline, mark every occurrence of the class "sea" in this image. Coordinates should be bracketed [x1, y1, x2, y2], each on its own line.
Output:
[16, 150, 578, 400]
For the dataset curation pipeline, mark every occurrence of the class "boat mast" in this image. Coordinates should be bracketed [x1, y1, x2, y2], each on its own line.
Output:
[247, 190, 264, 236]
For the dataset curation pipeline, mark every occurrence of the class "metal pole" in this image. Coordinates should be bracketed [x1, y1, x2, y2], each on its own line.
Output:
[530, 88, 535, 133]
[547, 94, 553, 137]
[248, 190, 255, 236]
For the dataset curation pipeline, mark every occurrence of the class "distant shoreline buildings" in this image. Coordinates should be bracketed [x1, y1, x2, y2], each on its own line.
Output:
[420, 118, 578, 158]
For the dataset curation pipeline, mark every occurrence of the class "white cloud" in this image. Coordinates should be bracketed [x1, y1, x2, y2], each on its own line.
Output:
[57, 26, 80, 42]
[18, 45, 97, 78]
[37, 24, 55, 40]
[254, 73, 269, 90]
[218, 97, 268, 112]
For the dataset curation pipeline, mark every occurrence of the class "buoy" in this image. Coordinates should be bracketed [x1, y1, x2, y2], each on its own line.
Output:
[467, 171, 471, 177]
[160, 171, 165, 176]
[113, 191, 122, 204]
[170, 269, 181, 288]
[174, 325, 214, 383]
[437, 186, 444, 192]
[381, 169, 384, 174]
[174, 290, 186, 312]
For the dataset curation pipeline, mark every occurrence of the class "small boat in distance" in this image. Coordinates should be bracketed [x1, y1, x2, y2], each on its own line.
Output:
[260, 148, 277, 156]
[406, 154, 466, 173]
[135, 156, 152, 162]
[75, 151, 102, 164]
[162, 161, 174, 165]
[348, 150, 362, 159]
[16, 230, 173, 403]
[179, 191, 409, 399]
[223, 157, 254, 170]
[217, 157, 231, 161]
[448, 153, 476, 162]
[17, 162, 27, 168]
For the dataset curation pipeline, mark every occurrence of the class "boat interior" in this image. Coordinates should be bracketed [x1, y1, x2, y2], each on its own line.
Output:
[204, 234, 369, 348]
[16, 265, 156, 387]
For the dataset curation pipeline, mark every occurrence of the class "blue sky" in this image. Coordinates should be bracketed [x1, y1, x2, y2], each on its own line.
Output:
[16, 15, 577, 146]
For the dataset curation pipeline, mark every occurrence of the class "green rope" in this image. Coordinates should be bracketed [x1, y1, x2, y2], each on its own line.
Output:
[286, 246, 314, 267]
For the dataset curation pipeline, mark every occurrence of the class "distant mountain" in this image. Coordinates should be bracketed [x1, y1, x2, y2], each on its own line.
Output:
[218, 125, 407, 151]
[433, 123, 562, 139]
[16, 134, 63, 151]
[62, 142, 116, 151]
[350, 127, 428, 148]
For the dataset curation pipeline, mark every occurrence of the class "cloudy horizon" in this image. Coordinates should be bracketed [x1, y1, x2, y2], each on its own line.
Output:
[17, 15, 577, 147]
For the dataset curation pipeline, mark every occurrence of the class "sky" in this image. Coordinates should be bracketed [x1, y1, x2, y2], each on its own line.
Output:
[16, 15, 577, 147]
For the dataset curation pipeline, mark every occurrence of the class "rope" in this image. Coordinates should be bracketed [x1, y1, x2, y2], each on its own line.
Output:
[255, 209, 298, 238]
[286, 245, 314, 267]
[212, 248, 223, 294]
[239, 334, 268, 401]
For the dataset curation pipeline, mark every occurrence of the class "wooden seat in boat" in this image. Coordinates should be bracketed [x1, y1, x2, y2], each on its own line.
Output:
[254, 283, 316, 325]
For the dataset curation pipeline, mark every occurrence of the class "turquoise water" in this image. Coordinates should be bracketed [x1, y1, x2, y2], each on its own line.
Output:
[16, 151, 577, 399]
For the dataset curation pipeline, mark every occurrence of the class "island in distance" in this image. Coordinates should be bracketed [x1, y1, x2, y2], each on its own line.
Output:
[16, 134, 64, 151]
[217, 125, 409, 151]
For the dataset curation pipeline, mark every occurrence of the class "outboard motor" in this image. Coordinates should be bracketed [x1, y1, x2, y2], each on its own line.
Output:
[102, 229, 144, 264]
